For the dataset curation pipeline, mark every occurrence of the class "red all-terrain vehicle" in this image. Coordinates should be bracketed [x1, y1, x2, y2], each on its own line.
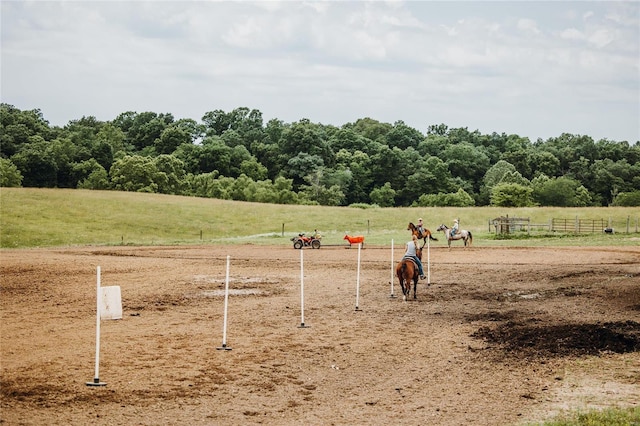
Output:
[290, 233, 321, 249]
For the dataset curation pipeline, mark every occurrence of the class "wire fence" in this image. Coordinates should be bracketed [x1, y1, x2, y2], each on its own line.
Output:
[490, 215, 639, 235]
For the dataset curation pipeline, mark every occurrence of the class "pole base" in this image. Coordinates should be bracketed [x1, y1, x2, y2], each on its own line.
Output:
[355, 307, 362, 312]
[298, 323, 310, 328]
[389, 294, 397, 298]
[216, 344, 232, 351]
[86, 378, 106, 387]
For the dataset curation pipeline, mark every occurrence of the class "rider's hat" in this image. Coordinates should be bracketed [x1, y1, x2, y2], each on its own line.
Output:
[454, 219, 458, 223]
[418, 217, 423, 221]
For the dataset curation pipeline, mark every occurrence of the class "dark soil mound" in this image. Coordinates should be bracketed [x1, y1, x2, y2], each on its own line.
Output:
[473, 320, 640, 358]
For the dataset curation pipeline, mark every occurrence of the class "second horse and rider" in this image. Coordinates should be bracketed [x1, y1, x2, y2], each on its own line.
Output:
[403, 217, 461, 280]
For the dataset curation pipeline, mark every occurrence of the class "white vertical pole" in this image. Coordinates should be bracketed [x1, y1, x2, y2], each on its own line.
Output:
[298, 249, 308, 328]
[355, 243, 362, 311]
[93, 266, 101, 379]
[390, 239, 396, 297]
[87, 266, 106, 386]
[427, 237, 431, 285]
[217, 255, 232, 350]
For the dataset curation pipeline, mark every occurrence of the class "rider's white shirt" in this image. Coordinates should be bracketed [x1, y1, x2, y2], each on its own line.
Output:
[405, 241, 417, 257]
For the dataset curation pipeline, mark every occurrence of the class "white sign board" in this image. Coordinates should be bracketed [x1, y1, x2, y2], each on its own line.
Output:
[100, 286, 122, 320]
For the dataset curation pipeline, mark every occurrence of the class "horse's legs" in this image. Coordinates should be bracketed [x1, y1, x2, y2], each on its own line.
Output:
[401, 278, 408, 301]
[400, 277, 408, 297]
[397, 275, 405, 297]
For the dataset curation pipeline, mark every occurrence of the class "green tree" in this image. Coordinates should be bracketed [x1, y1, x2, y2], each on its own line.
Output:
[300, 182, 345, 206]
[229, 145, 254, 178]
[612, 190, 640, 206]
[202, 109, 231, 136]
[1, 104, 54, 158]
[483, 160, 518, 188]
[252, 140, 282, 181]
[574, 184, 593, 207]
[154, 155, 186, 194]
[10, 139, 58, 187]
[328, 128, 372, 153]
[490, 183, 533, 207]
[199, 137, 233, 176]
[532, 150, 561, 178]
[335, 149, 373, 204]
[47, 136, 87, 188]
[231, 107, 265, 149]
[74, 159, 109, 190]
[155, 126, 191, 154]
[278, 119, 334, 170]
[426, 123, 448, 136]
[418, 188, 475, 207]
[299, 168, 347, 206]
[96, 123, 126, 157]
[442, 142, 490, 194]
[264, 118, 286, 145]
[284, 153, 324, 188]
[208, 176, 235, 199]
[385, 121, 424, 150]
[114, 111, 174, 152]
[369, 145, 403, 193]
[230, 174, 254, 201]
[272, 176, 298, 204]
[591, 159, 635, 205]
[109, 155, 160, 192]
[184, 171, 220, 198]
[419, 134, 450, 157]
[0, 158, 23, 187]
[346, 117, 392, 144]
[480, 160, 529, 206]
[370, 182, 396, 207]
[536, 133, 596, 174]
[533, 177, 591, 207]
[239, 158, 268, 181]
[315, 166, 353, 202]
[595, 139, 628, 162]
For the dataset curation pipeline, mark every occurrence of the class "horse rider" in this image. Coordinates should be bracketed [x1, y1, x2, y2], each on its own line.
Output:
[403, 235, 427, 280]
[417, 218, 425, 236]
[451, 219, 459, 237]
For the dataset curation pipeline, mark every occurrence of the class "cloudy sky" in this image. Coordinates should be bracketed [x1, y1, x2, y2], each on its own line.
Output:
[2, 1, 639, 143]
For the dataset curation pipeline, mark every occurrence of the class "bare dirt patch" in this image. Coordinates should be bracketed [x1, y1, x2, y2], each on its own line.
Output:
[1, 245, 639, 425]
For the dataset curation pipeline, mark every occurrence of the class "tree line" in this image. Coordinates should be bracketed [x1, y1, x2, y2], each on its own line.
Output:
[1, 103, 639, 207]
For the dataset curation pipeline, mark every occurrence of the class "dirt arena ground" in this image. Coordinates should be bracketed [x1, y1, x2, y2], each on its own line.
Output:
[1, 244, 639, 425]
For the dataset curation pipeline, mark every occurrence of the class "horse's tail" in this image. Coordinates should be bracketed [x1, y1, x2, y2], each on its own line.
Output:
[468, 231, 472, 246]
[429, 232, 438, 241]
[399, 261, 408, 284]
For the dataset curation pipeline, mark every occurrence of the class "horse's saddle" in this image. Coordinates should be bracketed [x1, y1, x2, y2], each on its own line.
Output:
[402, 256, 419, 268]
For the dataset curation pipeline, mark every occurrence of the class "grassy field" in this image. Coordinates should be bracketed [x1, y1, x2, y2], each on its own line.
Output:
[526, 406, 640, 426]
[1, 187, 638, 248]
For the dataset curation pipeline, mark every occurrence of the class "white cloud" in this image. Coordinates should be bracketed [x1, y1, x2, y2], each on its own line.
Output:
[588, 28, 615, 48]
[1, 0, 638, 142]
[517, 18, 540, 34]
[560, 28, 584, 41]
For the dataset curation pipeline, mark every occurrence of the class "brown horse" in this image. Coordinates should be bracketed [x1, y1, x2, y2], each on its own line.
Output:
[395, 246, 423, 301]
[407, 222, 437, 248]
